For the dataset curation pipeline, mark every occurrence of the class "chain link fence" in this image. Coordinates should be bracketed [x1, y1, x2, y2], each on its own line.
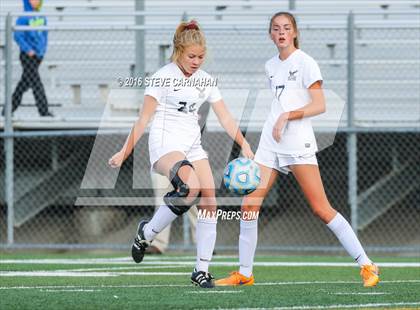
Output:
[1, 11, 419, 253]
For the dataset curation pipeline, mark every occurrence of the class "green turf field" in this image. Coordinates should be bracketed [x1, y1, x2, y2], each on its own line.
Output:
[1, 253, 419, 309]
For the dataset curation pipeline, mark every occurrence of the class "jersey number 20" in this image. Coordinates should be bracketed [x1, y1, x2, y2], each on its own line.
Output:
[178, 101, 197, 114]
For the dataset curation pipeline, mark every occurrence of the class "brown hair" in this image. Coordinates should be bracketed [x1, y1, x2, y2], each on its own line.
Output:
[171, 20, 206, 62]
[269, 12, 299, 49]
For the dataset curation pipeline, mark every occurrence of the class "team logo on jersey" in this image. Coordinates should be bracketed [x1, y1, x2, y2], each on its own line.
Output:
[196, 87, 205, 98]
[288, 70, 298, 81]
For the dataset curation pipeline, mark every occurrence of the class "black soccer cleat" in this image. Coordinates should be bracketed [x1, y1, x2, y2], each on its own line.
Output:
[131, 220, 150, 263]
[191, 268, 215, 288]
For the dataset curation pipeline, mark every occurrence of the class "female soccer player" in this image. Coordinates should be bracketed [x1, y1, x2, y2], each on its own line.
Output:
[215, 12, 379, 288]
[109, 20, 254, 288]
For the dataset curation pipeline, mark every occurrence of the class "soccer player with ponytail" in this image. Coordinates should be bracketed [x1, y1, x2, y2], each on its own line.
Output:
[215, 12, 379, 288]
[109, 20, 253, 288]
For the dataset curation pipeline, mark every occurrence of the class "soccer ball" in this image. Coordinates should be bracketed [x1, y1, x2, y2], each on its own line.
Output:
[223, 158, 261, 195]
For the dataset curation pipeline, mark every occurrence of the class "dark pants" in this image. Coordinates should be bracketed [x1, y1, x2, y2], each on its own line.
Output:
[11, 52, 49, 115]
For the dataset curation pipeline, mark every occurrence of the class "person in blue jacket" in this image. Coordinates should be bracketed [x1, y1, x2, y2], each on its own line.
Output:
[4, 0, 52, 117]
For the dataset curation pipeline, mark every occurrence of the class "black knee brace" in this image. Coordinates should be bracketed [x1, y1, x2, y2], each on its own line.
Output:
[164, 160, 200, 216]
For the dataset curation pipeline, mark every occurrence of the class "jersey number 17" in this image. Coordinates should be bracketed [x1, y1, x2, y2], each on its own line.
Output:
[275, 85, 285, 101]
[178, 101, 197, 114]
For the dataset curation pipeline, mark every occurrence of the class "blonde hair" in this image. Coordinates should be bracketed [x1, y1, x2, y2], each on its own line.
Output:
[171, 20, 206, 62]
[269, 12, 299, 49]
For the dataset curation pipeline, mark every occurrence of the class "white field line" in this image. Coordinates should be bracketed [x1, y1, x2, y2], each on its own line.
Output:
[254, 280, 420, 286]
[103, 255, 238, 261]
[0, 256, 236, 264]
[1, 280, 420, 290]
[0, 271, 190, 277]
[210, 302, 420, 310]
[0, 284, 192, 290]
[69, 265, 188, 272]
[187, 290, 243, 294]
[40, 289, 101, 292]
[148, 255, 238, 260]
[120, 272, 190, 276]
[330, 292, 390, 295]
[1, 259, 420, 268]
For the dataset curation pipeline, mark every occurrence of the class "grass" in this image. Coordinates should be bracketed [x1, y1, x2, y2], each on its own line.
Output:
[1, 253, 419, 309]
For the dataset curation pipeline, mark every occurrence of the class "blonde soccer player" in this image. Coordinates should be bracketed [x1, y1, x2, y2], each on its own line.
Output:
[215, 12, 379, 288]
[109, 20, 254, 288]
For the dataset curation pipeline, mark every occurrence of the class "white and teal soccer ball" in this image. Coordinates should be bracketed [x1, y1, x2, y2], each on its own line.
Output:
[223, 158, 261, 195]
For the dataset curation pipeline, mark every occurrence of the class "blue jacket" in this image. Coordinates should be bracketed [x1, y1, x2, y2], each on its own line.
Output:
[14, 0, 48, 57]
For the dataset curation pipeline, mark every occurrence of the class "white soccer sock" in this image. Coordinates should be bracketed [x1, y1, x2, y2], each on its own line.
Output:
[239, 219, 258, 278]
[143, 205, 178, 241]
[327, 212, 371, 266]
[195, 217, 217, 273]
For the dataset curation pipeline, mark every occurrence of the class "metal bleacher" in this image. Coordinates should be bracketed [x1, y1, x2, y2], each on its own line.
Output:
[0, 0, 419, 130]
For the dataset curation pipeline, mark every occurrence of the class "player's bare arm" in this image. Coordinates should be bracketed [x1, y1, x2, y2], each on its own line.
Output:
[211, 99, 254, 159]
[108, 95, 158, 168]
[273, 80, 325, 142]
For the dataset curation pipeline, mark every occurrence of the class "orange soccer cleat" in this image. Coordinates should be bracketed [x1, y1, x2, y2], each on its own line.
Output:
[360, 264, 380, 287]
[215, 271, 254, 286]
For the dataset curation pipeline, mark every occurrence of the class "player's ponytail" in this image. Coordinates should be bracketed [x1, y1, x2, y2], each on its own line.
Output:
[269, 12, 299, 49]
[171, 20, 206, 62]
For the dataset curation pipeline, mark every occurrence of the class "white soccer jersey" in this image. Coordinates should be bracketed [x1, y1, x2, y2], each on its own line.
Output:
[259, 49, 323, 155]
[145, 62, 221, 163]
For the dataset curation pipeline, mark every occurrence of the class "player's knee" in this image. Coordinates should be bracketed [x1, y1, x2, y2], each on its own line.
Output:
[241, 203, 261, 214]
[200, 188, 215, 200]
[164, 160, 201, 215]
[185, 176, 200, 194]
[311, 204, 332, 222]
[199, 191, 217, 210]
[178, 164, 201, 196]
[242, 193, 264, 211]
[184, 185, 200, 205]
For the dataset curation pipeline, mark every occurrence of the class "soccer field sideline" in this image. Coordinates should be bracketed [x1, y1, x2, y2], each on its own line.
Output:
[1, 255, 420, 309]
[1, 256, 420, 267]
[1, 259, 420, 275]
[2, 280, 420, 289]
[1, 256, 420, 278]
[211, 302, 420, 310]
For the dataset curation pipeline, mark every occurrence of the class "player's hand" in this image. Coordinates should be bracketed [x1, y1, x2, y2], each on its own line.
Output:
[27, 50, 35, 57]
[108, 150, 125, 168]
[272, 113, 289, 143]
[241, 141, 255, 159]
